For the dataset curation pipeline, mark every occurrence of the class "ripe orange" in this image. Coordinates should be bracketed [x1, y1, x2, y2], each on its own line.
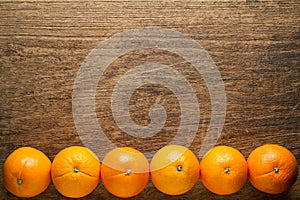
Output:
[200, 145, 247, 195]
[51, 146, 101, 198]
[247, 144, 298, 194]
[150, 145, 199, 195]
[101, 147, 149, 198]
[2, 147, 51, 198]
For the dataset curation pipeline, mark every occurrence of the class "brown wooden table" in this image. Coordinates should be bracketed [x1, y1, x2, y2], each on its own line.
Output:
[0, 1, 299, 199]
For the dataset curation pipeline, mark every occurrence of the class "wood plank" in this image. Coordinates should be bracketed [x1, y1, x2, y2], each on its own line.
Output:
[0, 0, 299, 199]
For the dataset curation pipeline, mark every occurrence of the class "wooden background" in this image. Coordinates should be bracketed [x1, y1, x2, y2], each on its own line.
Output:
[0, 0, 299, 199]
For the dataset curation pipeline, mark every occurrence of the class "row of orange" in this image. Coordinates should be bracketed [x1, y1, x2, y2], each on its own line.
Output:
[2, 144, 298, 198]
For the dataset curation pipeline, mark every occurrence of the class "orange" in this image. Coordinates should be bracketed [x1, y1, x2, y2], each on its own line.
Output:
[101, 147, 149, 198]
[150, 145, 199, 195]
[51, 146, 101, 198]
[2, 147, 51, 198]
[247, 144, 298, 194]
[200, 145, 247, 195]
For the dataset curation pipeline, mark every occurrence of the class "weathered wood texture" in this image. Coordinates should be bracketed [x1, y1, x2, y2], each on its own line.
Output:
[0, 0, 299, 199]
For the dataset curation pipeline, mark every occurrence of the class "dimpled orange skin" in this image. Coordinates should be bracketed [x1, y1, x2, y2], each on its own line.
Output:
[200, 146, 248, 195]
[150, 145, 199, 195]
[2, 147, 51, 198]
[101, 147, 150, 198]
[51, 146, 101, 198]
[247, 144, 298, 194]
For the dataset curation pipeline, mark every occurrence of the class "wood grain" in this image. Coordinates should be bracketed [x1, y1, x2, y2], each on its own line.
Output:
[0, 0, 299, 199]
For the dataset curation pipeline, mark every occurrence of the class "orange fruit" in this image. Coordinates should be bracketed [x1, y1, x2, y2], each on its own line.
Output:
[150, 145, 199, 195]
[247, 144, 298, 194]
[101, 147, 149, 198]
[200, 145, 247, 195]
[51, 146, 101, 198]
[2, 147, 51, 198]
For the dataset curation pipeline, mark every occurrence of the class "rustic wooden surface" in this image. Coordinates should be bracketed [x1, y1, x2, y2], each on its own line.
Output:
[0, 0, 299, 199]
